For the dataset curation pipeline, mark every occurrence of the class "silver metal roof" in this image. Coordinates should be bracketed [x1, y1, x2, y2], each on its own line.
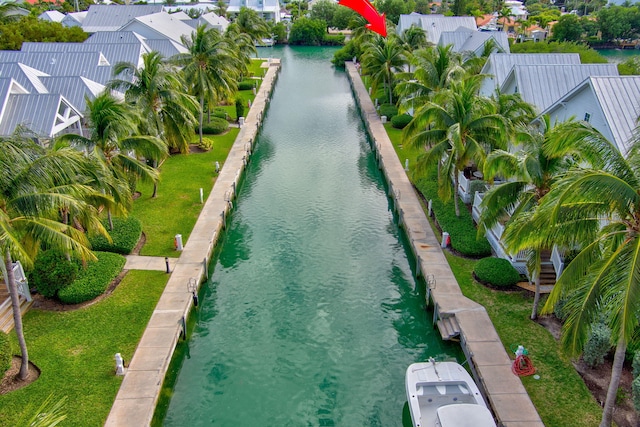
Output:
[0, 94, 63, 137]
[591, 76, 640, 155]
[144, 39, 188, 57]
[481, 53, 582, 90]
[0, 63, 49, 94]
[504, 63, 619, 112]
[439, 29, 510, 55]
[396, 14, 476, 43]
[21, 42, 147, 68]
[120, 11, 197, 43]
[82, 4, 163, 33]
[39, 75, 105, 112]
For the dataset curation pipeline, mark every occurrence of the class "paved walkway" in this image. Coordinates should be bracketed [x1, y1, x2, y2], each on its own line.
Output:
[105, 59, 281, 427]
[345, 62, 544, 427]
[124, 255, 177, 272]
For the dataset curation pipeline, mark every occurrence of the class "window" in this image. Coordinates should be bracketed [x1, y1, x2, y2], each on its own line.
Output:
[584, 112, 591, 123]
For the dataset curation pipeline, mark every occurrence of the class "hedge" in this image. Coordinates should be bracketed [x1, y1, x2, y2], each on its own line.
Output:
[30, 249, 79, 299]
[0, 331, 10, 376]
[57, 251, 125, 304]
[201, 117, 229, 135]
[89, 216, 142, 255]
[391, 114, 412, 129]
[415, 176, 492, 257]
[211, 108, 228, 119]
[379, 103, 398, 120]
[473, 257, 521, 288]
[238, 80, 256, 91]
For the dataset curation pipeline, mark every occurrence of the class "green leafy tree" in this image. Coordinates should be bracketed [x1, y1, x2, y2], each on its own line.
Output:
[551, 14, 583, 42]
[403, 74, 507, 216]
[215, 0, 227, 17]
[310, 0, 336, 30]
[109, 51, 198, 157]
[174, 25, 240, 146]
[361, 35, 407, 104]
[235, 7, 271, 45]
[597, 5, 634, 41]
[289, 17, 327, 45]
[538, 125, 640, 427]
[0, 135, 108, 380]
[0, 16, 87, 50]
[377, 0, 414, 24]
[332, 6, 357, 29]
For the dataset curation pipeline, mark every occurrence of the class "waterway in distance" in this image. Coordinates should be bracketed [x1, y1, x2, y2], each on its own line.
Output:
[161, 46, 462, 426]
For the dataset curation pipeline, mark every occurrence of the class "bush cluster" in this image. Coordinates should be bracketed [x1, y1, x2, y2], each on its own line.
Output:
[0, 331, 10, 376]
[415, 177, 492, 258]
[473, 257, 521, 288]
[583, 321, 611, 368]
[30, 249, 79, 298]
[58, 252, 125, 304]
[235, 97, 245, 120]
[89, 216, 142, 255]
[378, 103, 398, 119]
[201, 117, 229, 135]
[238, 80, 255, 91]
[197, 138, 214, 151]
[211, 108, 228, 119]
[391, 114, 412, 129]
[323, 34, 345, 45]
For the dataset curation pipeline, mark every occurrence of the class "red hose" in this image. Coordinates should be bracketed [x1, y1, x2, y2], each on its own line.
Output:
[512, 355, 536, 376]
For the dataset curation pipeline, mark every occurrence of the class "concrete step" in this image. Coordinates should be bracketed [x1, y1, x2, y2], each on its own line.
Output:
[437, 315, 460, 341]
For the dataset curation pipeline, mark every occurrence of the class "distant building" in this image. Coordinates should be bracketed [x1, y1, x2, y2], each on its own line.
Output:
[227, 0, 281, 23]
[81, 4, 163, 33]
[38, 10, 65, 23]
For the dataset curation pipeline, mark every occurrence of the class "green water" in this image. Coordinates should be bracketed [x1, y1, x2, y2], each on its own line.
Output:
[162, 46, 460, 426]
[599, 48, 640, 63]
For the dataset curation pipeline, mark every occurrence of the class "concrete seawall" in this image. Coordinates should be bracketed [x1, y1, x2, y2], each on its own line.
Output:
[345, 62, 544, 427]
[105, 59, 281, 427]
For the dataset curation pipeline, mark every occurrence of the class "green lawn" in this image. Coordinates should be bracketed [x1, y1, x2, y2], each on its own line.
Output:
[383, 122, 603, 426]
[0, 270, 168, 427]
[132, 129, 239, 257]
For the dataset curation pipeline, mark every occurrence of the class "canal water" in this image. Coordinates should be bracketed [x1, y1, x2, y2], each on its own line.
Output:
[161, 46, 460, 426]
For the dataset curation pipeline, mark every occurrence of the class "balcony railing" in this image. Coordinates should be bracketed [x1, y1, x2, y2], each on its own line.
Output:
[551, 245, 565, 280]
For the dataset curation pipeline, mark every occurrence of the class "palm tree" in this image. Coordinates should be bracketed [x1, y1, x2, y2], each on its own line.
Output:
[399, 25, 428, 54]
[533, 123, 640, 427]
[234, 7, 271, 46]
[0, 135, 108, 380]
[361, 35, 407, 104]
[403, 74, 507, 216]
[108, 51, 198, 156]
[479, 117, 599, 319]
[60, 92, 167, 227]
[174, 26, 241, 147]
[396, 44, 465, 113]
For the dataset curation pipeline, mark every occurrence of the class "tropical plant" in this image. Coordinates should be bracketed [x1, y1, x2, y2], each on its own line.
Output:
[108, 51, 198, 156]
[537, 123, 640, 427]
[174, 25, 240, 146]
[399, 25, 428, 54]
[403, 74, 507, 216]
[0, 134, 108, 380]
[234, 7, 271, 45]
[361, 34, 407, 104]
[59, 92, 167, 227]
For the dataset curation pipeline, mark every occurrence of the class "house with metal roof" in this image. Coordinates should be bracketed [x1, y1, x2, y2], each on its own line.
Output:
[227, 0, 281, 23]
[118, 11, 199, 45]
[21, 41, 147, 69]
[81, 4, 163, 33]
[38, 10, 65, 23]
[61, 11, 87, 28]
[438, 27, 510, 56]
[540, 76, 640, 156]
[0, 77, 83, 139]
[500, 63, 619, 113]
[397, 14, 477, 44]
[196, 12, 230, 33]
[479, 52, 582, 96]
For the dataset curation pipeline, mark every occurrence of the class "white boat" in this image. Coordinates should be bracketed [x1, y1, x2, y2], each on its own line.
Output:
[405, 359, 497, 427]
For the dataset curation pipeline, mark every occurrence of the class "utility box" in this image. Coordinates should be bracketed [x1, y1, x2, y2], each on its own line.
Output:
[175, 234, 183, 251]
[441, 232, 450, 248]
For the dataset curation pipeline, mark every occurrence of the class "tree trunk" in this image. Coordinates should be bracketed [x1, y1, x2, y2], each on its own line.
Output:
[199, 95, 205, 146]
[600, 338, 627, 427]
[453, 173, 460, 217]
[107, 209, 113, 231]
[151, 159, 158, 199]
[531, 273, 540, 320]
[4, 249, 29, 380]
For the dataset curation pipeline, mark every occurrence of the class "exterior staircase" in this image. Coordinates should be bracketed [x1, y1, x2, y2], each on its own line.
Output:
[437, 314, 461, 341]
[0, 286, 33, 333]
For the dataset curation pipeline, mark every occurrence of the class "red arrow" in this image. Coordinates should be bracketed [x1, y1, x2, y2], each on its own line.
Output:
[338, 0, 387, 37]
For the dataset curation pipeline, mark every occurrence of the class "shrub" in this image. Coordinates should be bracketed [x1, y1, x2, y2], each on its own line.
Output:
[235, 97, 245, 120]
[30, 249, 79, 298]
[201, 117, 229, 135]
[211, 108, 228, 119]
[379, 103, 398, 119]
[469, 180, 487, 197]
[554, 298, 570, 321]
[89, 216, 142, 255]
[198, 137, 214, 151]
[633, 376, 640, 412]
[58, 252, 125, 304]
[323, 34, 345, 45]
[391, 114, 412, 129]
[474, 257, 521, 288]
[0, 331, 10, 376]
[415, 177, 492, 257]
[238, 80, 255, 91]
[583, 321, 612, 368]
[633, 351, 640, 378]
